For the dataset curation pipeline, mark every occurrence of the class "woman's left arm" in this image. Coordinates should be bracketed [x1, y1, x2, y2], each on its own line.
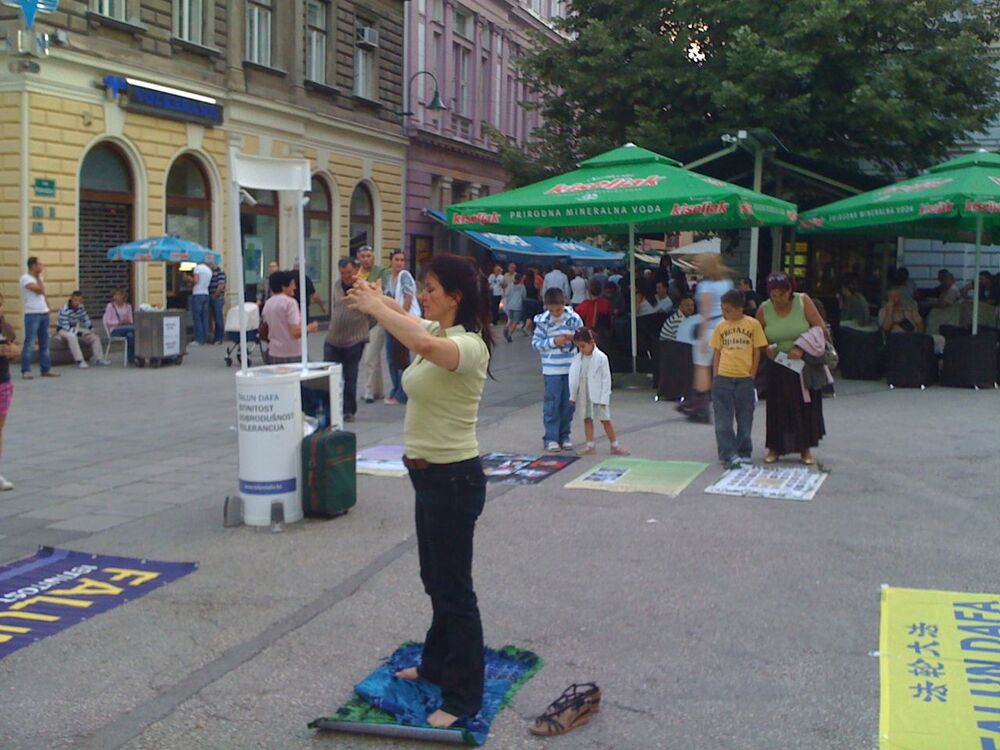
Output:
[801, 294, 826, 328]
[348, 283, 460, 371]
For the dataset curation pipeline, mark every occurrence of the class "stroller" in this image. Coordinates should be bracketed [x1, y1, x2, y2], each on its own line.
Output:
[224, 302, 261, 367]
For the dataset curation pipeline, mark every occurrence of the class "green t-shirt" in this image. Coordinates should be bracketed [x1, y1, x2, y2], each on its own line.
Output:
[761, 293, 809, 353]
[402, 322, 489, 463]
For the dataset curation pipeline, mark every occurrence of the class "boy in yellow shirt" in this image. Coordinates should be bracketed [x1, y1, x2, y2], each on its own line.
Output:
[710, 289, 768, 465]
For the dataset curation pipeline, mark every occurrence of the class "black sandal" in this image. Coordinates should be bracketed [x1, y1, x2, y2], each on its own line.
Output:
[529, 682, 601, 736]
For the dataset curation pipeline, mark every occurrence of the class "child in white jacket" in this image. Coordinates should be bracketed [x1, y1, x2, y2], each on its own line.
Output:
[568, 328, 629, 455]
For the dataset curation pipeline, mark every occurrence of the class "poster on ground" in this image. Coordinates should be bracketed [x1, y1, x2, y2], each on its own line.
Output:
[0, 547, 197, 659]
[564, 458, 708, 496]
[481, 452, 578, 486]
[356, 445, 407, 477]
[879, 585, 1000, 750]
[704, 465, 827, 502]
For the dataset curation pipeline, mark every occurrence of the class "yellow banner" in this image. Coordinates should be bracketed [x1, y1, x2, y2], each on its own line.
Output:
[880, 586, 1000, 750]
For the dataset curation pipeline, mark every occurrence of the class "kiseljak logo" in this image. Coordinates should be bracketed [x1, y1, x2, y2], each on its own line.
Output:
[1, 0, 59, 29]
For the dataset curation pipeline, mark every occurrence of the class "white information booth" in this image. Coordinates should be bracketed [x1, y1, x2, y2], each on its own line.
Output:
[228, 150, 343, 526]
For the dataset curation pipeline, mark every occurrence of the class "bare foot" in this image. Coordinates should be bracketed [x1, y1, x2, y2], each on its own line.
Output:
[395, 667, 420, 680]
[427, 709, 459, 728]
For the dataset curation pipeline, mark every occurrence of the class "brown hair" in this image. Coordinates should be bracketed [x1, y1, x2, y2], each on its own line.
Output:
[426, 254, 494, 377]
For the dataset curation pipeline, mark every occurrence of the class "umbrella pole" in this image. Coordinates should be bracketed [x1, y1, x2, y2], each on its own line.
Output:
[629, 222, 638, 374]
[229, 148, 249, 374]
[972, 217, 983, 336]
[614, 223, 649, 390]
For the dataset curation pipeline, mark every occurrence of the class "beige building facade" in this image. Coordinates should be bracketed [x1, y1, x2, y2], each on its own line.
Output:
[1, 0, 407, 331]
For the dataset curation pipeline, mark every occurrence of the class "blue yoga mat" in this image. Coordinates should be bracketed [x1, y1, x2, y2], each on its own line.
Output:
[311, 642, 543, 746]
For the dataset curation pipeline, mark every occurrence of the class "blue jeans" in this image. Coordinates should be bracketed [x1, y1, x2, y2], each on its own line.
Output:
[542, 374, 574, 444]
[21, 313, 51, 374]
[191, 294, 210, 344]
[111, 326, 135, 360]
[408, 457, 486, 718]
[210, 297, 225, 343]
[385, 334, 408, 403]
[711, 375, 756, 461]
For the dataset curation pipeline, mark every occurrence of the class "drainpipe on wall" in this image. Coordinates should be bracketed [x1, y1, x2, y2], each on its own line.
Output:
[20, 89, 29, 272]
[401, 0, 411, 268]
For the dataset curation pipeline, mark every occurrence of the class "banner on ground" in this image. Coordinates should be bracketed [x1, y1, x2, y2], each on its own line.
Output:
[481, 453, 578, 485]
[704, 465, 827, 502]
[0, 547, 197, 659]
[565, 458, 708, 496]
[880, 586, 1000, 750]
[356, 445, 407, 477]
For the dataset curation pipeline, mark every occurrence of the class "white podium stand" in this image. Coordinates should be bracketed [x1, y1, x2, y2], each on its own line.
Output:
[235, 363, 343, 526]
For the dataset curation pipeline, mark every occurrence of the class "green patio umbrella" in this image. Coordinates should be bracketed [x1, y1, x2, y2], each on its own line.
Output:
[798, 150, 1000, 334]
[448, 144, 799, 375]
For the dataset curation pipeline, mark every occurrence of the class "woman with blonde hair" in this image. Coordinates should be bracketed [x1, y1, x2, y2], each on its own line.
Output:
[678, 253, 733, 423]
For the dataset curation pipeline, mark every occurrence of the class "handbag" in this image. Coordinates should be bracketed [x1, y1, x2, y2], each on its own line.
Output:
[258, 318, 270, 343]
[822, 331, 839, 370]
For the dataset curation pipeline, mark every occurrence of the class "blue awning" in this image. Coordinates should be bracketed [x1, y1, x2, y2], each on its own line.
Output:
[427, 209, 622, 266]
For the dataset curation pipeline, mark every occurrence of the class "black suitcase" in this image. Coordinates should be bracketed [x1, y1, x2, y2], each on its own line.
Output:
[657, 338, 692, 401]
[942, 331, 999, 389]
[886, 333, 937, 388]
[301, 430, 357, 518]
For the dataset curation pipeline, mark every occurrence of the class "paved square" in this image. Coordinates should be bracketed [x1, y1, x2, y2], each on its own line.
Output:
[1, 334, 997, 750]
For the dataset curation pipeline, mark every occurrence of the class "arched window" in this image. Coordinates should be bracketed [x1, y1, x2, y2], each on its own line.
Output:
[349, 183, 374, 256]
[305, 176, 333, 312]
[166, 155, 212, 306]
[79, 144, 133, 307]
[240, 189, 279, 299]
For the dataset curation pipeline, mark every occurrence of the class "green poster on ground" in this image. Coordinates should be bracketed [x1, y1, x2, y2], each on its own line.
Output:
[564, 458, 708, 496]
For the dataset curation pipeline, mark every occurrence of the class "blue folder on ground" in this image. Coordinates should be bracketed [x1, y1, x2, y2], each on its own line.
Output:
[309, 642, 543, 745]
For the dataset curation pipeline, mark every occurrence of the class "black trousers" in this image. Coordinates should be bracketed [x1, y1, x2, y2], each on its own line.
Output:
[408, 457, 486, 718]
[323, 341, 365, 416]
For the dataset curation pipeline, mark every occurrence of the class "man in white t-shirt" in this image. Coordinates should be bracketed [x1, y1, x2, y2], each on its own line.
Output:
[19, 257, 59, 379]
[543, 265, 571, 301]
[189, 261, 212, 345]
[569, 269, 588, 305]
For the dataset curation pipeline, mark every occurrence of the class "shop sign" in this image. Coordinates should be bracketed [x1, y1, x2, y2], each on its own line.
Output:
[102, 75, 223, 127]
[34, 178, 55, 198]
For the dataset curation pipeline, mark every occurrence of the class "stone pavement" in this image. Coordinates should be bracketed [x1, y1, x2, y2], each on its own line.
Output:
[1, 331, 998, 749]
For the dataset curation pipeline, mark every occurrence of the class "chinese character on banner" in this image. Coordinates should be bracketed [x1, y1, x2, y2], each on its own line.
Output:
[907, 659, 946, 678]
[910, 681, 948, 703]
[908, 623, 940, 638]
[906, 640, 942, 658]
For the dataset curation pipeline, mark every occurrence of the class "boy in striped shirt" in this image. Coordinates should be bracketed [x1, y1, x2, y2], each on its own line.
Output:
[532, 288, 583, 452]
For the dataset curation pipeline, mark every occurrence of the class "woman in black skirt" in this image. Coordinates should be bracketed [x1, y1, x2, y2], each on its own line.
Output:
[756, 272, 828, 464]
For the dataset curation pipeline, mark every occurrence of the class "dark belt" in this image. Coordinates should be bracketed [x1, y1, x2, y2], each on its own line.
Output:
[403, 455, 480, 471]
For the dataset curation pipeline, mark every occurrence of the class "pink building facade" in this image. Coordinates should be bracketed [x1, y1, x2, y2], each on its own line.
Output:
[404, 0, 566, 268]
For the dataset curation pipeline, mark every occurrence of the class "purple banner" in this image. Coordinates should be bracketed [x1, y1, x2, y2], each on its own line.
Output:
[0, 547, 197, 659]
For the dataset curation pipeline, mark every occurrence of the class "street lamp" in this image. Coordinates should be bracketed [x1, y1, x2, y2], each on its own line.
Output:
[399, 70, 447, 118]
[398, 70, 446, 275]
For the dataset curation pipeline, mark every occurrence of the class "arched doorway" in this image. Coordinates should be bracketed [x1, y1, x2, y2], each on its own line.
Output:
[165, 155, 213, 309]
[305, 176, 332, 309]
[349, 183, 374, 256]
[240, 189, 279, 301]
[79, 143, 133, 307]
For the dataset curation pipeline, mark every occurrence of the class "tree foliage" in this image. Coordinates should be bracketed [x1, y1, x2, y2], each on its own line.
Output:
[502, 0, 1000, 185]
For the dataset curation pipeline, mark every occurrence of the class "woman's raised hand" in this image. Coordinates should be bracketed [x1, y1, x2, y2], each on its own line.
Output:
[346, 278, 386, 315]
